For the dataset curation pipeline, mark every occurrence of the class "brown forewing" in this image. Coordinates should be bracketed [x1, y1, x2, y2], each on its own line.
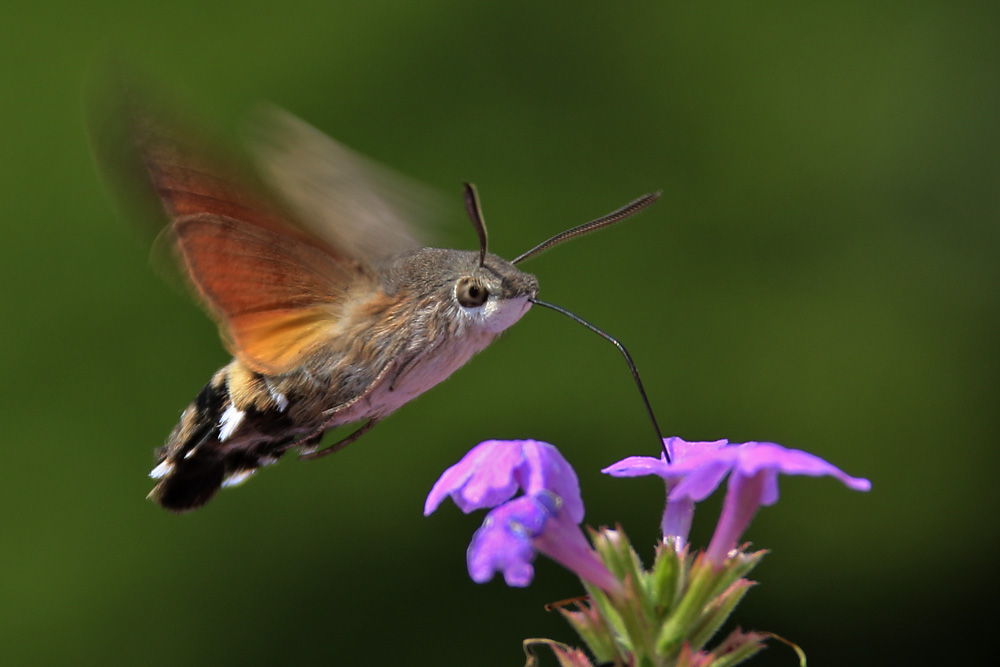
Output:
[128, 104, 373, 375]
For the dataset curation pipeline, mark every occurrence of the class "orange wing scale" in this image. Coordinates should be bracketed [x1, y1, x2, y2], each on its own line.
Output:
[130, 111, 369, 375]
[173, 214, 368, 374]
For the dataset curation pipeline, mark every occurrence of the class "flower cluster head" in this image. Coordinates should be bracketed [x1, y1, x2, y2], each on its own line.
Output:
[426, 436, 872, 666]
[604, 436, 872, 564]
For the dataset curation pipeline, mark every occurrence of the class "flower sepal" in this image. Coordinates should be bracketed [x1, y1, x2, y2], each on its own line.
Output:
[553, 596, 622, 665]
[523, 638, 596, 667]
[656, 548, 765, 657]
[677, 629, 769, 667]
[589, 527, 660, 659]
[550, 526, 768, 667]
[650, 540, 687, 613]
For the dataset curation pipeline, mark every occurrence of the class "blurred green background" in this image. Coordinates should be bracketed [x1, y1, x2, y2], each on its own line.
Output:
[1, 1, 996, 665]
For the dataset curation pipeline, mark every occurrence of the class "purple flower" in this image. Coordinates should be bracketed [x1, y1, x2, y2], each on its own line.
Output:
[425, 440, 621, 594]
[603, 437, 871, 564]
[424, 440, 583, 521]
[603, 437, 727, 547]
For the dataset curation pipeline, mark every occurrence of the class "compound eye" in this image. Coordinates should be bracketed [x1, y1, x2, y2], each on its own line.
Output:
[456, 277, 488, 308]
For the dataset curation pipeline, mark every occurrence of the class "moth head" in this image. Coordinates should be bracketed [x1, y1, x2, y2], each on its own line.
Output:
[453, 252, 538, 333]
[381, 247, 536, 335]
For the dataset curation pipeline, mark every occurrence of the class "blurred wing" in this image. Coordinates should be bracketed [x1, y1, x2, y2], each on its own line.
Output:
[247, 106, 441, 265]
[173, 213, 368, 375]
[112, 95, 375, 375]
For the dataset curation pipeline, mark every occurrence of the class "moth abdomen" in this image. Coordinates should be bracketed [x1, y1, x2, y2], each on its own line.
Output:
[148, 365, 300, 512]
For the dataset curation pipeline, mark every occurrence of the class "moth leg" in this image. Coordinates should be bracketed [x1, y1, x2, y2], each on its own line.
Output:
[298, 419, 379, 461]
[290, 430, 326, 456]
[388, 355, 419, 392]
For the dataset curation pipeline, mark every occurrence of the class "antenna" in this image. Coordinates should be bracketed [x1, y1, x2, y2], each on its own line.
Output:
[463, 182, 488, 267]
[514, 192, 660, 265]
[530, 298, 669, 461]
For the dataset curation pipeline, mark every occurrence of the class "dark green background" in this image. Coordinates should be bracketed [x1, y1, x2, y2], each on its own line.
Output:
[2, 1, 996, 665]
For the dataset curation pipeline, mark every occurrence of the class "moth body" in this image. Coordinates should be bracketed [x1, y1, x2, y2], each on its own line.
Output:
[149, 246, 537, 510]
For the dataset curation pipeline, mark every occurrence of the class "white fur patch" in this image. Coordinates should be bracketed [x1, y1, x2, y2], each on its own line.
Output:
[149, 460, 174, 479]
[268, 386, 289, 412]
[221, 469, 255, 488]
[218, 406, 245, 441]
[462, 295, 533, 333]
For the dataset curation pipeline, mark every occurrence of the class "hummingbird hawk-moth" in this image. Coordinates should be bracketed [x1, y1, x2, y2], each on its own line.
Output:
[100, 95, 661, 512]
